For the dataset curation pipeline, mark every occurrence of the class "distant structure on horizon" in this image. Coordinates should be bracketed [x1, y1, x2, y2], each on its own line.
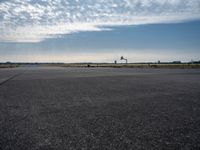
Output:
[120, 56, 128, 63]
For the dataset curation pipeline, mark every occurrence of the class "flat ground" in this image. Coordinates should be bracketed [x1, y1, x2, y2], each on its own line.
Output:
[0, 66, 200, 150]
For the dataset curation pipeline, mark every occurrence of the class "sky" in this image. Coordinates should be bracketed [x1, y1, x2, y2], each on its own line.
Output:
[0, 0, 200, 63]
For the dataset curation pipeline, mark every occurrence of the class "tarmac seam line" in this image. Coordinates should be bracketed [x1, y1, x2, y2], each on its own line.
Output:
[0, 73, 23, 86]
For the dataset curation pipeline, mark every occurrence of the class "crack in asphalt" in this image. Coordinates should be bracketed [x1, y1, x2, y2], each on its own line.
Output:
[0, 73, 23, 86]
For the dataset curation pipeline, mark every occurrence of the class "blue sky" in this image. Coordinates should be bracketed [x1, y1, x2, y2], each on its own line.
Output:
[0, 0, 200, 63]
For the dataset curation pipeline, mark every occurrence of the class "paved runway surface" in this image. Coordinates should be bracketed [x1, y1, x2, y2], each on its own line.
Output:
[0, 66, 200, 150]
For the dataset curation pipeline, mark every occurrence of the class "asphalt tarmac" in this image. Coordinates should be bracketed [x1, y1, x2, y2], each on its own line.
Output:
[0, 66, 200, 150]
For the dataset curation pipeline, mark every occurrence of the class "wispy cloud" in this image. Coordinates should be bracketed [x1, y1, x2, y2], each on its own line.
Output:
[0, 0, 200, 42]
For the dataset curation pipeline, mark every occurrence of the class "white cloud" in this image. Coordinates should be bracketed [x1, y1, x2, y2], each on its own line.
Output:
[0, 0, 200, 42]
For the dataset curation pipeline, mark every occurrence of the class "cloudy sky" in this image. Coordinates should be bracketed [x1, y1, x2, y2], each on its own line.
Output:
[0, 0, 200, 63]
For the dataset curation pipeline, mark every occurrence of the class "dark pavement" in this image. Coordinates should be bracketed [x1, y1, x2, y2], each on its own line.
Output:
[0, 67, 200, 150]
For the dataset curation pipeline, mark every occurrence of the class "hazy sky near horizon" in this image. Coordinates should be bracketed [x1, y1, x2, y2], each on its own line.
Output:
[0, 0, 200, 62]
